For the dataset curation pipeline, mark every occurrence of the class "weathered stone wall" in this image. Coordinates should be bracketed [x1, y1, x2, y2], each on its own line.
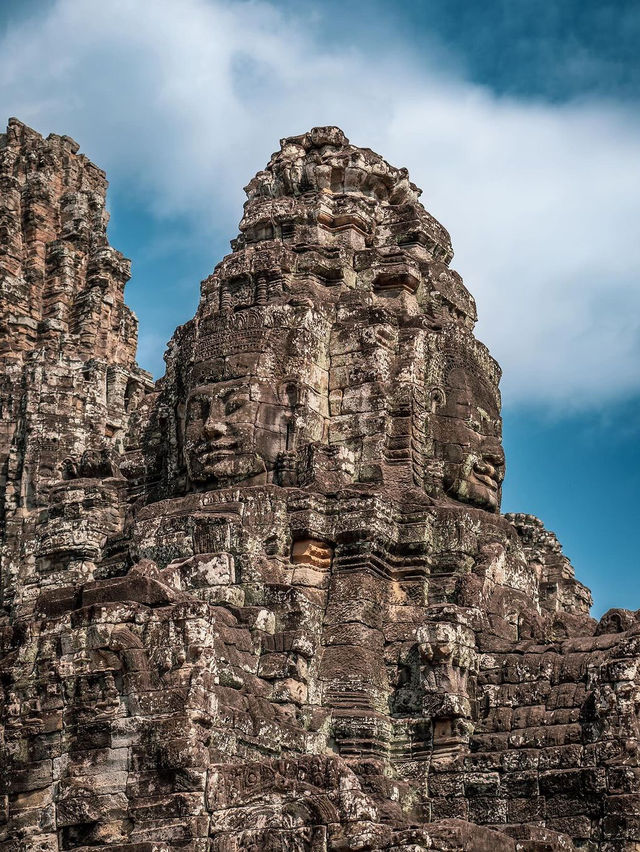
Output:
[0, 118, 152, 628]
[1, 122, 639, 851]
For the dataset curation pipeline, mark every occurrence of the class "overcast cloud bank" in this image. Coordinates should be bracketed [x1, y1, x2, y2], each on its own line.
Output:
[1, 0, 639, 408]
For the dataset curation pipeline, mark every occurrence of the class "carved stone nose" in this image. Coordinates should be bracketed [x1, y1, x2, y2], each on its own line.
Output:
[475, 459, 497, 480]
[204, 417, 226, 439]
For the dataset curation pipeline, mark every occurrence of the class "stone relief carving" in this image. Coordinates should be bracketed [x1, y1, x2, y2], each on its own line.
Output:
[0, 119, 637, 851]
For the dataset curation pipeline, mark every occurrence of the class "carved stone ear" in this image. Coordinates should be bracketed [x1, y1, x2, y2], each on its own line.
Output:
[60, 457, 78, 480]
[279, 379, 306, 410]
[429, 386, 446, 412]
[282, 382, 298, 408]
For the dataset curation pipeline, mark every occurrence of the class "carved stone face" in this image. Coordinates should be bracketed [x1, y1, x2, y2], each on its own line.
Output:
[434, 365, 505, 512]
[184, 380, 289, 487]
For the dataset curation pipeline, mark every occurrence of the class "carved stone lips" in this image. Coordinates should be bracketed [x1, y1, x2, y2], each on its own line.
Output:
[197, 441, 238, 459]
[475, 472, 498, 490]
[473, 463, 499, 490]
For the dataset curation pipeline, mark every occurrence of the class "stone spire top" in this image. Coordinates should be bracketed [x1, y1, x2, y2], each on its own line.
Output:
[234, 126, 454, 269]
[247, 125, 422, 205]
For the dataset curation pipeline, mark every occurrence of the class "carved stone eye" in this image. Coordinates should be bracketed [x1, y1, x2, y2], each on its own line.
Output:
[225, 397, 246, 415]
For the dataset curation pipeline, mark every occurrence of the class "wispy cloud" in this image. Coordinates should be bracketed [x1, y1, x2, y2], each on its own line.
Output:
[1, 0, 639, 408]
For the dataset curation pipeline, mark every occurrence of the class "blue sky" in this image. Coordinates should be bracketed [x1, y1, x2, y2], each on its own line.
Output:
[1, 0, 639, 616]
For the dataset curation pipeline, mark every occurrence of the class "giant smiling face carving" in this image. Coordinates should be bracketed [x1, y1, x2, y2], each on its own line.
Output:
[184, 379, 287, 488]
[433, 364, 505, 512]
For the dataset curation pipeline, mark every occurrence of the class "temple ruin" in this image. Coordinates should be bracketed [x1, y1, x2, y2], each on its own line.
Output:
[1, 119, 639, 850]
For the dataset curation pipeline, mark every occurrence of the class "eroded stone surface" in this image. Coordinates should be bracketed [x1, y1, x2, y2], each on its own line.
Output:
[1, 120, 639, 851]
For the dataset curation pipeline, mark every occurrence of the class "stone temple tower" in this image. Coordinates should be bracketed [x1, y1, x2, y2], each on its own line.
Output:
[1, 122, 639, 851]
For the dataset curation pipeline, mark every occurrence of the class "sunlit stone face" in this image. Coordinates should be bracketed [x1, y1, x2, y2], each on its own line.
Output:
[434, 365, 505, 512]
[184, 380, 288, 488]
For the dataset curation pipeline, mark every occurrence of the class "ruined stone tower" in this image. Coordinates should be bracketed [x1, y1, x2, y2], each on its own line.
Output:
[1, 120, 639, 851]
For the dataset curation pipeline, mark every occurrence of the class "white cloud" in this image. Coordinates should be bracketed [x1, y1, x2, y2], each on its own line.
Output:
[1, 0, 639, 408]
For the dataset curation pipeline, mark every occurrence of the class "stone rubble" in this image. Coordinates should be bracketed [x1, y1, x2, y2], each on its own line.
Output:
[1, 119, 639, 851]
